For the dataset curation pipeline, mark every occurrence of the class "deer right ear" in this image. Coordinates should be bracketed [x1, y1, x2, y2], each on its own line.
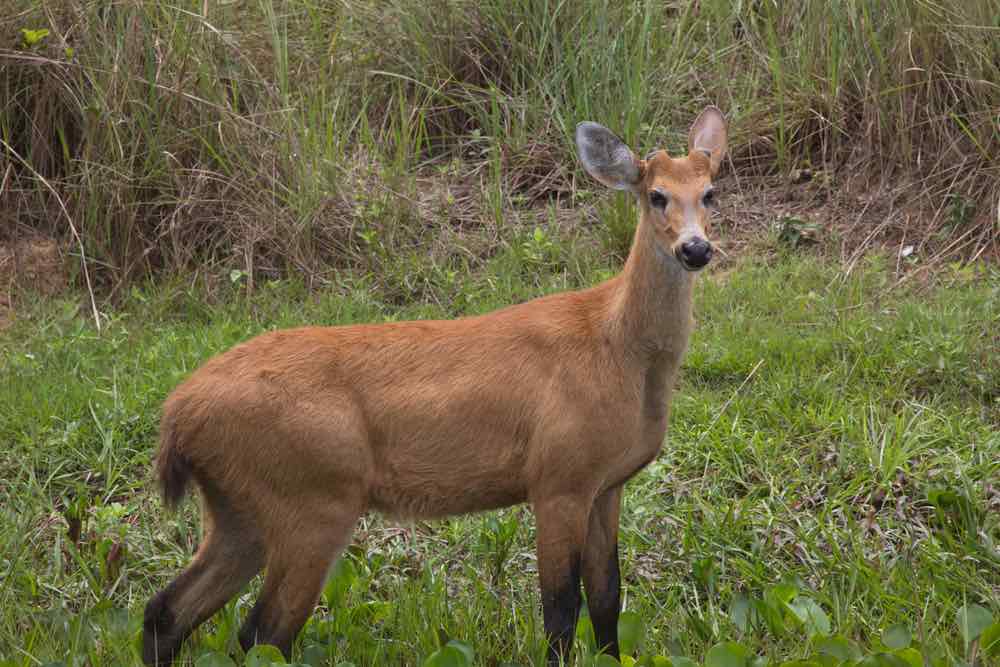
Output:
[576, 122, 642, 192]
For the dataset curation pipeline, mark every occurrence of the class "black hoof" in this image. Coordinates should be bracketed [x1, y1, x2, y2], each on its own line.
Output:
[142, 589, 183, 667]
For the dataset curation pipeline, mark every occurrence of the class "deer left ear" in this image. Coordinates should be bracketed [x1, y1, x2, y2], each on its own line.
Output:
[688, 106, 728, 176]
[576, 122, 642, 192]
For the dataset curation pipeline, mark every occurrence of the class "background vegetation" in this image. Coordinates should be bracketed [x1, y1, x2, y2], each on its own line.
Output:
[0, 1, 998, 666]
[2, 0, 997, 295]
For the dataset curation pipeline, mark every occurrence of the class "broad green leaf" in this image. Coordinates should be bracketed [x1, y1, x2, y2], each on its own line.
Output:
[195, 653, 238, 667]
[669, 658, 698, 667]
[812, 656, 838, 667]
[730, 594, 751, 633]
[768, 583, 798, 606]
[859, 654, 909, 667]
[749, 658, 769, 667]
[576, 614, 597, 650]
[777, 661, 819, 667]
[245, 644, 286, 666]
[595, 655, 622, 667]
[422, 646, 470, 667]
[621, 656, 637, 667]
[755, 598, 786, 636]
[816, 636, 862, 661]
[705, 641, 752, 667]
[637, 657, 672, 667]
[929, 654, 952, 667]
[788, 596, 831, 637]
[323, 557, 357, 608]
[892, 648, 922, 667]
[957, 604, 993, 647]
[619, 611, 646, 655]
[444, 640, 474, 664]
[301, 643, 329, 667]
[980, 621, 1000, 657]
[882, 623, 911, 649]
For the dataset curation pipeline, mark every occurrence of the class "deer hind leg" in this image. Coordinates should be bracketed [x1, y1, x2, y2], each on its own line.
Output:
[534, 494, 592, 666]
[238, 494, 363, 660]
[582, 485, 623, 660]
[143, 484, 264, 667]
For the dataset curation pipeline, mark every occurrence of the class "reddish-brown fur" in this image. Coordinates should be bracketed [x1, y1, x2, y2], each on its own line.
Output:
[143, 108, 728, 666]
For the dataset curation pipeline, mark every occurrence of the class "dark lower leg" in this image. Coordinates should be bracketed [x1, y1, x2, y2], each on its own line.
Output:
[534, 495, 590, 666]
[582, 486, 622, 659]
[583, 543, 620, 657]
[143, 539, 262, 666]
[238, 504, 361, 660]
[542, 553, 582, 665]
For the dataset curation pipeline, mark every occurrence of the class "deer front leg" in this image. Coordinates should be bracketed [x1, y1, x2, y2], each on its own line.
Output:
[534, 495, 591, 665]
[582, 485, 623, 659]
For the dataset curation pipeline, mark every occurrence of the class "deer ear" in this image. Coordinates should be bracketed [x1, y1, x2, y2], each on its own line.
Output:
[688, 106, 728, 176]
[576, 122, 642, 191]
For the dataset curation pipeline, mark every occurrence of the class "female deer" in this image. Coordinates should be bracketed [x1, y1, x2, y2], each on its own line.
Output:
[143, 107, 727, 666]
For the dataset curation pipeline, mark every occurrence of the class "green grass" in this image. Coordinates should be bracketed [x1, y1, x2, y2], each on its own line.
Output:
[1, 251, 997, 666]
[2, 3, 999, 663]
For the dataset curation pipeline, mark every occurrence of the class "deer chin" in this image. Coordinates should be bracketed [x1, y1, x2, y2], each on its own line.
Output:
[675, 254, 709, 272]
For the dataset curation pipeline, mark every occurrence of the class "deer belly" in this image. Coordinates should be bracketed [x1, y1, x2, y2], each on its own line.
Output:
[367, 426, 529, 519]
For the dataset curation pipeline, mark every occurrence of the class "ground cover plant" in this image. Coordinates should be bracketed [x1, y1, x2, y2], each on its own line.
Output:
[1, 1, 998, 666]
[1, 252, 997, 666]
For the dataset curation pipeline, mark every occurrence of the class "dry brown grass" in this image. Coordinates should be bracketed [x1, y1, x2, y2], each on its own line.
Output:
[1, 1, 996, 302]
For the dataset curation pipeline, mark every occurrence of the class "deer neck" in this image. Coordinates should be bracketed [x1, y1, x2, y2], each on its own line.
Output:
[610, 212, 696, 364]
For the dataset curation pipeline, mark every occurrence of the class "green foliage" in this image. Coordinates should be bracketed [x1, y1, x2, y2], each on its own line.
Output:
[956, 604, 993, 650]
[19, 27, 48, 47]
[244, 645, 286, 666]
[619, 611, 646, 656]
[0, 256, 996, 665]
[704, 642, 753, 667]
[194, 653, 238, 667]
[881, 625, 911, 650]
[422, 640, 475, 667]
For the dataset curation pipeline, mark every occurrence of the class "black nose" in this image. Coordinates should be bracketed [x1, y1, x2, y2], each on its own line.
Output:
[678, 239, 713, 269]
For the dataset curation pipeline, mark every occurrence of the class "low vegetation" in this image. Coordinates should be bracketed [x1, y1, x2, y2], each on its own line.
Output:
[1, 1, 998, 666]
[1, 252, 997, 665]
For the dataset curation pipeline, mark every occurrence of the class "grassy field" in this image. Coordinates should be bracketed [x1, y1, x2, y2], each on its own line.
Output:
[2, 0, 1000, 666]
[1, 248, 997, 666]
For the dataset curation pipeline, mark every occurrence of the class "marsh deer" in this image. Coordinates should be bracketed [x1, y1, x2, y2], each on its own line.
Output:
[143, 107, 728, 666]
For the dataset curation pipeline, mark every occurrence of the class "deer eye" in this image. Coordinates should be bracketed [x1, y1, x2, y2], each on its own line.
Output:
[649, 191, 668, 209]
[703, 189, 717, 208]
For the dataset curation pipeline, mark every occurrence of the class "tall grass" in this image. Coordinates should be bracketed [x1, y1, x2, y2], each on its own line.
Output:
[1, 1, 997, 291]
